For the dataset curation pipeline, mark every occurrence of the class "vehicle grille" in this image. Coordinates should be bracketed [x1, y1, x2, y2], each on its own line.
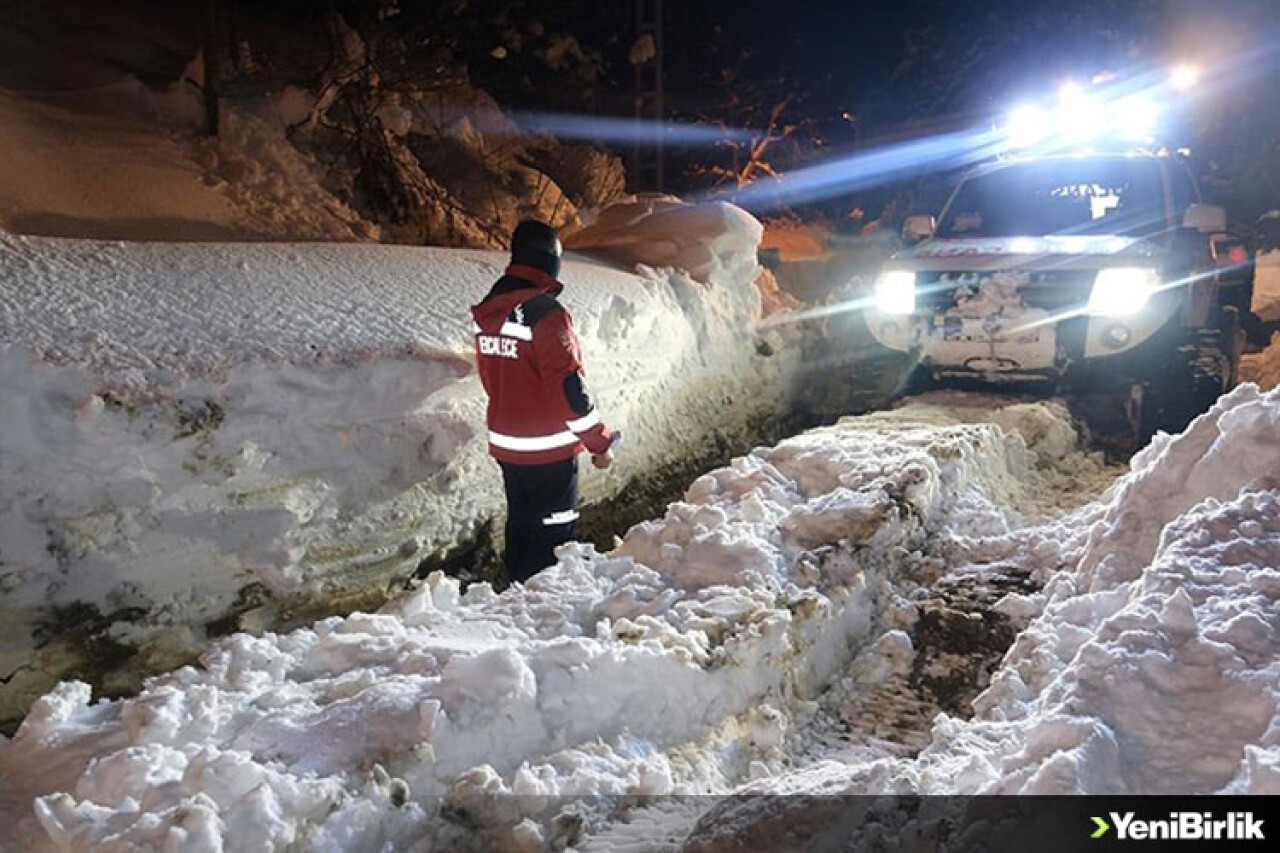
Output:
[916, 271, 1097, 312]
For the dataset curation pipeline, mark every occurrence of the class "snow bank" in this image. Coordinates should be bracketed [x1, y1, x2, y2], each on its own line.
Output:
[912, 384, 1280, 794]
[566, 196, 762, 284]
[0, 399, 1094, 851]
[9, 285, 1276, 847]
[1251, 250, 1280, 322]
[1241, 251, 1280, 391]
[0, 206, 787, 728]
[1239, 251, 1280, 389]
[728, 384, 1280, 807]
[1241, 336, 1280, 391]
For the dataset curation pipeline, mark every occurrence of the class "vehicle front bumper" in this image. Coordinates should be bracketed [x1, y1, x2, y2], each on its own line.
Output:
[866, 291, 1182, 382]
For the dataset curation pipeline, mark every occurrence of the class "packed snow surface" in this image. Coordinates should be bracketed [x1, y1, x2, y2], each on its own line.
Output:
[566, 196, 760, 285]
[2, 387, 1276, 850]
[0, 202, 787, 729]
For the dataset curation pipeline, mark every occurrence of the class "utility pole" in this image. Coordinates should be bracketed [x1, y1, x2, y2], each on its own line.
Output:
[203, 0, 224, 137]
[633, 0, 664, 191]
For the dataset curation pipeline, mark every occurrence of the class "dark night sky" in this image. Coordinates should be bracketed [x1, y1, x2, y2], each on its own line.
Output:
[651, 0, 1277, 127]
[248, 0, 1275, 211]
[620, 0, 1276, 213]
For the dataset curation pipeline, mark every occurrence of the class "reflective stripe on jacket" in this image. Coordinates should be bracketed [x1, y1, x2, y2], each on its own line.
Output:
[470, 265, 613, 465]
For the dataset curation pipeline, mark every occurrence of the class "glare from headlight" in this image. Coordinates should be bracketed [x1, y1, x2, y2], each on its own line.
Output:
[1055, 82, 1105, 141]
[875, 271, 916, 315]
[1115, 95, 1159, 142]
[1087, 268, 1160, 317]
[1060, 104, 1105, 142]
[1170, 63, 1200, 91]
[1007, 105, 1049, 148]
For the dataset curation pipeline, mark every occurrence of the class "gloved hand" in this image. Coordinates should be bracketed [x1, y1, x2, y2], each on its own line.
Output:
[591, 430, 621, 470]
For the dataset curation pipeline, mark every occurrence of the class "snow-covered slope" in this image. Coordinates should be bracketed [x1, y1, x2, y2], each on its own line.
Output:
[1242, 336, 1280, 392]
[0, 395, 1114, 851]
[0, 87, 370, 243]
[0, 206, 789, 730]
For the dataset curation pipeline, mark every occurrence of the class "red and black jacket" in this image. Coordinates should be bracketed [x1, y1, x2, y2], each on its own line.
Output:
[471, 265, 613, 465]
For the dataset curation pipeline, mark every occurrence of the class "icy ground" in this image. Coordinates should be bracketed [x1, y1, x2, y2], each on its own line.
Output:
[0, 201, 790, 730]
[0, 390, 1152, 851]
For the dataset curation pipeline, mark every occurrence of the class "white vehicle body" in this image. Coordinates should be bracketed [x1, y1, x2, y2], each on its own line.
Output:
[869, 154, 1216, 383]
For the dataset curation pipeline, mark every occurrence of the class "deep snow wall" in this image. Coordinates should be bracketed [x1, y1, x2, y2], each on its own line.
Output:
[0, 207, 792, 730]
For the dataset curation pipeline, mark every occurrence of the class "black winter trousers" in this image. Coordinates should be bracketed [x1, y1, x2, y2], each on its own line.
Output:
[498, 458, 579, 584]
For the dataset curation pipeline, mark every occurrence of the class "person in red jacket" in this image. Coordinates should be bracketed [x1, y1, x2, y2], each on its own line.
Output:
[472, 220, 617, 584]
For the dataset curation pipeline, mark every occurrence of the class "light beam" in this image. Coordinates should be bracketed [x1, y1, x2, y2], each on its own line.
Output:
[709, 128, 1005, 211]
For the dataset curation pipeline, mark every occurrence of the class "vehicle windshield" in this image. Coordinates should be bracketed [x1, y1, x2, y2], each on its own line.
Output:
[936, 159, 1168, 239]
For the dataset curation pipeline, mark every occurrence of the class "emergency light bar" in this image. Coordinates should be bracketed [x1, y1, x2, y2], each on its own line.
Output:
[1002, 63, 1197, 152]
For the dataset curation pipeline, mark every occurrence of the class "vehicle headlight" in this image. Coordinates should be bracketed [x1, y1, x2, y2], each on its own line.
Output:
[1086, 268, 1160, 317]
[1057, 82, 1104, 142]
[1115, 94, 1160, 142]
[875, 271, 916, 315]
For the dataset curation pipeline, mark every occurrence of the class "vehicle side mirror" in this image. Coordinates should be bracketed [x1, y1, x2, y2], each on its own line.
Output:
[902, 215, 935, 243]
[1183, 204, 1226, 233]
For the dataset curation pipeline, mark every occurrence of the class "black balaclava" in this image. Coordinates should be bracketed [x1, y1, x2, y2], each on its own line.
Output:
[510, 220, 563, 279]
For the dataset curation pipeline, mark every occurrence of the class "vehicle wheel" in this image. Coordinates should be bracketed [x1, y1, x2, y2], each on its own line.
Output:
[1218, 276, 1254, 317]
[1202, 307, 1244, 390]
[1137, 309, 1241, 443]
[896, 363, 936, 398]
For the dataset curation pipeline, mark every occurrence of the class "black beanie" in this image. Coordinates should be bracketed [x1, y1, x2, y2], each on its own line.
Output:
[510, 220, 562, 278]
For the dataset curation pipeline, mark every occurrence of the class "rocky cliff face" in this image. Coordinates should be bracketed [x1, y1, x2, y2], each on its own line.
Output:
[0, 0, 628, 247]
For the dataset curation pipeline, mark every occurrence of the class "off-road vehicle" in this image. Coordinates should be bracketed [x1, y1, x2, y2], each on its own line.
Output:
[868, 152, 1259, 440]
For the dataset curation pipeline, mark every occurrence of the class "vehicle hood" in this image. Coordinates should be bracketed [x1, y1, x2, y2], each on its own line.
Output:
[891, 235, 1162, 272]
